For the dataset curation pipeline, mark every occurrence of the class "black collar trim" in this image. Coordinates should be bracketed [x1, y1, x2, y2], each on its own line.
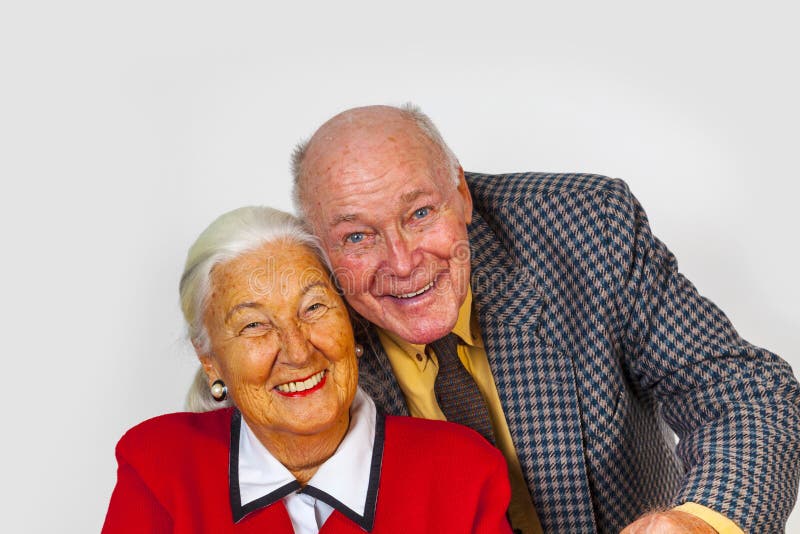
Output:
[301, 412, 385, 531]
[228, 410, 301, 523]
[228, 408, 386, 531]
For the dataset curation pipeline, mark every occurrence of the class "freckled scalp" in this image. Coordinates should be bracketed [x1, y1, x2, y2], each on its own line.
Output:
[292, 104, 461, 218]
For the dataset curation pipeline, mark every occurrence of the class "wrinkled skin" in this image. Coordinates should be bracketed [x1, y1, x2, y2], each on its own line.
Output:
[198, 241, 358, 483]
[300, 106, 473, 345]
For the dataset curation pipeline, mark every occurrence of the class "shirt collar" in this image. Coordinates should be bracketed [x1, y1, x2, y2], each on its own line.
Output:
[452, 287, 481, 348]
[229, 388, 384, 531]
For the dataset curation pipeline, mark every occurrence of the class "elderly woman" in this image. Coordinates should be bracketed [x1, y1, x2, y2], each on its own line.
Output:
[103, 206, 512, 533]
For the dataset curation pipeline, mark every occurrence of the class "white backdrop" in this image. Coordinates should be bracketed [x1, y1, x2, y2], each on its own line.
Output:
[1, 1, 798, 532]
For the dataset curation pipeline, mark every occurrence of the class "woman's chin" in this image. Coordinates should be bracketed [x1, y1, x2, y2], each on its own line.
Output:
[266, 399, 348, 439]
[281, 412, 348, 438]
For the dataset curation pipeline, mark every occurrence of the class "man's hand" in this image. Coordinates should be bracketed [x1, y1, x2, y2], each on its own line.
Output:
[620, 510, 718, 533]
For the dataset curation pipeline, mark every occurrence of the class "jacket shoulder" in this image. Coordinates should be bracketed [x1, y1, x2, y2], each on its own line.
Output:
[464, 171, 630, 207]
[115, 409, 232, 468]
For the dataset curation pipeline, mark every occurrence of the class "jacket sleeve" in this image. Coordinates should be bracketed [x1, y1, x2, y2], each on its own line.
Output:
[102, 455, 172, 532]
[603, 178, 800, 531]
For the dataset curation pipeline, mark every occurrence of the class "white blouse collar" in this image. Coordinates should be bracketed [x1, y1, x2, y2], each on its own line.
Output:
[229, 388, 383, 531]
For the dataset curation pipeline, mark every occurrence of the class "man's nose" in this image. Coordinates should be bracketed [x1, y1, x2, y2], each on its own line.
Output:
[383, 233, 419, 278]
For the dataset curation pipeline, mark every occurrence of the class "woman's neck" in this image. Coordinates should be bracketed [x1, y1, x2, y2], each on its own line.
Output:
[248, 415, 350, 486]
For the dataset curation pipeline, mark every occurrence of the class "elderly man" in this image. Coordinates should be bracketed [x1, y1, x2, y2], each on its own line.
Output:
[291, 104, 800, 533]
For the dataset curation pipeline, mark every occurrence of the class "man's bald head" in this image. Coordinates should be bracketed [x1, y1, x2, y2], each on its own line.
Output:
[291, 104, 460, 219]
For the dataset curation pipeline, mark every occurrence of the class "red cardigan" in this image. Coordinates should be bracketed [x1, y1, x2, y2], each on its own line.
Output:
[103, 408, 512, 533]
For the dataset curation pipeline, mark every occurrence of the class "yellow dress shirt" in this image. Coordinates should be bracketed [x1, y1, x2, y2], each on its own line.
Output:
[377, 290, 542, 534]
[375, 289, 742, 534]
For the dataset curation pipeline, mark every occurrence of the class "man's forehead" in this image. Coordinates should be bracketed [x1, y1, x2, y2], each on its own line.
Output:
[325, 187, 435, 228]
[302, 110, 451, 227]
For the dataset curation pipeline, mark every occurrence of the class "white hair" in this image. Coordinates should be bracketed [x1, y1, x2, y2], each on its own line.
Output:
[291, 103, 460, 219]
[179, 205, 328, 412]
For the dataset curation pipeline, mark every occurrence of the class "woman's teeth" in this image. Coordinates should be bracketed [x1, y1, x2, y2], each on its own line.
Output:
[276, 370, 326, 393]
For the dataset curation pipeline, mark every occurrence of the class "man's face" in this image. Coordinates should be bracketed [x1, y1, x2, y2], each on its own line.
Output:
[303, 119, 473, 344]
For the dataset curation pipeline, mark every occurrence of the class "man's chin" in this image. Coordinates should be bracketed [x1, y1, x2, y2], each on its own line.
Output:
[357, 298, 461, 343]
[383, 317, 455, 345]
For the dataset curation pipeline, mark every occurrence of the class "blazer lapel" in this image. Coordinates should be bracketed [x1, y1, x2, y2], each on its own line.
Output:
[468, 207, 598, 532]
[355, 320, 409, 416]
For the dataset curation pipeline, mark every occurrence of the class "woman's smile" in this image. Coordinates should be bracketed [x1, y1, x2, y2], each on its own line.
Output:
[274, 369, 328, 396]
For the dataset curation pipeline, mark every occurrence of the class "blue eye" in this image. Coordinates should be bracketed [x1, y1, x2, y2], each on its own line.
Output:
[345, 232, 365, 244]
[413, 207, 430, 219]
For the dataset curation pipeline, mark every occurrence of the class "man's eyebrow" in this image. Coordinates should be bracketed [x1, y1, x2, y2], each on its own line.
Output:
[400, 189, 429, 204]
[330, 213, 358, 226]
[225, 301, 261, 322]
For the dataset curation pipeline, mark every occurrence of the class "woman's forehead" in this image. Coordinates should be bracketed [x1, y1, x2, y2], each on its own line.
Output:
[211, 242, 330, 302]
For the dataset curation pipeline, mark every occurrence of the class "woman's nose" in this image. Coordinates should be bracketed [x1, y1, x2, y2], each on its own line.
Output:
[278, 324, 313, 366]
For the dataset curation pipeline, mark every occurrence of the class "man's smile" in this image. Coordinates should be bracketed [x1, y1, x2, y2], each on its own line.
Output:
[390, 280, 435, 299]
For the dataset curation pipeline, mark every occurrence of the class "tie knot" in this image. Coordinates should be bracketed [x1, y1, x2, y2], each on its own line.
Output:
[427, 333, 460, 363]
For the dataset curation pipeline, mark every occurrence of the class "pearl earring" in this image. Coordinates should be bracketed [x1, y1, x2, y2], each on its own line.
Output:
[355, 344, 364, 358]
[210, 379, 227, 401]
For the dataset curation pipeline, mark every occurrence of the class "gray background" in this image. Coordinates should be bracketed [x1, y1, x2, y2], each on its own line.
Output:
[1, 1, 798, 531]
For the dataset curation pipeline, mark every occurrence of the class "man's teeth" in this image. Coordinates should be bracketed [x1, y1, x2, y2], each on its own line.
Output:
[393, 281, 434, 299]
[276, 370, 325, 393]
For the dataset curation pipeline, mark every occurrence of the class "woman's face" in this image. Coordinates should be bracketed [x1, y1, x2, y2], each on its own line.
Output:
[200, 241, 357, 439]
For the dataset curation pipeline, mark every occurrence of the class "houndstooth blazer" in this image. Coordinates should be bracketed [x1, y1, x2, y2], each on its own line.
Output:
[356, 172, 800, 533]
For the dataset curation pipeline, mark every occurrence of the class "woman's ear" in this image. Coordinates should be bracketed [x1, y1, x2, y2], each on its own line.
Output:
[194, 343, 220, 383]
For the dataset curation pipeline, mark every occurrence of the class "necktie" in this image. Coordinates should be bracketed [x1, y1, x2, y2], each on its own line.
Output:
[429, 333, 495, 444]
